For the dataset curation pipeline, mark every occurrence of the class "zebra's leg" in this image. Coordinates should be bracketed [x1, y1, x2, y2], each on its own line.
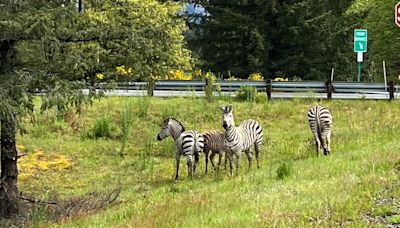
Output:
[224, 151, 227, 170]
[216, 150, 223, 172]
[226, 151, 234, 176]
[204, 148, 209, 174]
[186, 154, 193, 178]
[235, 151, 241, 175]
[322, 137, 328, 156]
[325, 131, 332, 155]
[314, 135, 321, 157]
[255, 143, 261, 169]
[175, 153, 180, 180]
[210, 151, 217, 169]
[194, 153, 199, 173]
[245, 149, 252, 169]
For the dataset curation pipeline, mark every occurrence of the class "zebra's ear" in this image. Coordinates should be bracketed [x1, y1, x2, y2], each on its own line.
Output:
[163, 117, 171, 124]
[219, 106, 226, 113]
[226, 105, 233, 113]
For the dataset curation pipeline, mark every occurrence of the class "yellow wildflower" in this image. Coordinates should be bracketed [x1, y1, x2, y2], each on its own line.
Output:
[248, 72, 263, 81]
[274, 77, 289, 81]
[96, 73, 104, 80]
[167, 70, 192, 80]
[116, 65, 133, 76]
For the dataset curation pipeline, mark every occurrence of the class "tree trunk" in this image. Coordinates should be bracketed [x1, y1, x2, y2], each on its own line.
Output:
[0, 118, 19, 218]
[0, 40, 19, 218]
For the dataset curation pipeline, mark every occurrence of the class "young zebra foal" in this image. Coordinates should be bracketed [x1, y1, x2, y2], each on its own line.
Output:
[307, 105, 333, 156]
[220, 105, 263, 176]
[157, 117, 204, 180]
[203, 130, 226, 173]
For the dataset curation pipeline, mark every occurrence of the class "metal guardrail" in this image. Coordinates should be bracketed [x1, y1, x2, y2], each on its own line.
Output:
[110, 80, 399, 100]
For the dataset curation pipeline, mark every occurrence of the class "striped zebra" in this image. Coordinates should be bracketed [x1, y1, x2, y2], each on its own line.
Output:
[203, 130, 226, 173]
[220, 105, 263, 175]
[307, 105, 332, 156]
[157, 117, 204, 180]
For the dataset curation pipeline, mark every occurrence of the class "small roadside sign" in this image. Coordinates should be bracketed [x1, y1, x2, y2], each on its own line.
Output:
[354, 29, 368, 52]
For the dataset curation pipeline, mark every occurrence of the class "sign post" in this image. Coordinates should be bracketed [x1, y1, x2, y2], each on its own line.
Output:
[354, 29, 368, 82]
[396, 2, 400, 27]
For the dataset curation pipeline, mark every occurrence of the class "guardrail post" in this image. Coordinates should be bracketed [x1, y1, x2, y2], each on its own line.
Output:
[204, 77, 210, 90]
[325, 80, 333, 100]
[147, 80, 154, 96]
[388, 81, 395, 100]
[266, 79, 272, 100]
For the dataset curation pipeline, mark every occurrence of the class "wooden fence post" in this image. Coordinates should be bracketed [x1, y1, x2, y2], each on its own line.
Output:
[147, 80, 154, 96]
[204, 77, 209, 90]
[266, 79, 272, 100]
[325, 80, 333, 100]
[388, 81, 394, 100]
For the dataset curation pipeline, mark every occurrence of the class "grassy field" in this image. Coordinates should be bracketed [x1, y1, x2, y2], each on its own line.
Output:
[10, 96, 400, 227]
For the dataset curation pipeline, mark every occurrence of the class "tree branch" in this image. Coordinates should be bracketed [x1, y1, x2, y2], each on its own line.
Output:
[19, 193, 58, 206]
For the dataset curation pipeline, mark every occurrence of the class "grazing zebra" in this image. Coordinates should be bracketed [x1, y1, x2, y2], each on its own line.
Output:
[203, 130, 226, 173]
[157, 117, 204, 180]
[220, 105, 263, 175]
[307, 105, 333, 156]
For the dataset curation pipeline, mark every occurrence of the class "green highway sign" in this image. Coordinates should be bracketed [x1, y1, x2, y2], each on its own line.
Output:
[354, 29, 368, 52]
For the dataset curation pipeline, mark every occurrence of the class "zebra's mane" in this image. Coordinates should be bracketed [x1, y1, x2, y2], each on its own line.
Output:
[168, 117, 185, 132]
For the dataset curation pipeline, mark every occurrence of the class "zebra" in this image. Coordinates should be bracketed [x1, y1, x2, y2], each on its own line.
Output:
[220, 105, 263, 176]
[157, 117, 204, 180]
[307, 105, 332, 156]
[203, 130, 227, 173]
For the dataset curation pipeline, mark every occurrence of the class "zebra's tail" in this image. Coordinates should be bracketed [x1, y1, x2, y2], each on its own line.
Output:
[193, 131, 204, 156]
[316, 109, 323, 146]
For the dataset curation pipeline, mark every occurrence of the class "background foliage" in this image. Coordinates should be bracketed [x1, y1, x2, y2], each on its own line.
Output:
[185, 0, 398, 81]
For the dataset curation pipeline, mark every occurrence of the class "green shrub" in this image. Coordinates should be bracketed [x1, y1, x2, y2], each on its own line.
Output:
[255, 93, 267, 103]
[236, 86, 258, 102]
[88, 117, 116, 139]
[276, 162, 292, 180]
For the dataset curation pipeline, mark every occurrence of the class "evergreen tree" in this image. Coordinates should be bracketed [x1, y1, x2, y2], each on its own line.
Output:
[0, 0, 191, 218]
[364, 0, 400, 80]
[191, 1, 271, 77]
[190, 0, 355, 79]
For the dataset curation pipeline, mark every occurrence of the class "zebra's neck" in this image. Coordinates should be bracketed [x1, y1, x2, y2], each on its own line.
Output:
[224, 124, 239, 142]
[169, 119, 185, 141]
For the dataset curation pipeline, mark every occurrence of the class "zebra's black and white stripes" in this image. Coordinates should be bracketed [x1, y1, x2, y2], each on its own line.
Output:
[203, 130, 226, 173]
[157, 117, 204, 179]
[307, 105, 332, 156]
[220, 105, 263, 175]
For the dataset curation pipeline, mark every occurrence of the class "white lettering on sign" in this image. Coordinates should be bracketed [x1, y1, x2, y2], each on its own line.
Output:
[398, 7, 400, 14]
[356, 32, 366, 36]
[359, 43, 363, 49]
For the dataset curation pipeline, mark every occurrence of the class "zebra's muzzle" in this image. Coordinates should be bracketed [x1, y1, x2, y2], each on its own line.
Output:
[157, 134, 162, 141]
[223, 122, 228, 130]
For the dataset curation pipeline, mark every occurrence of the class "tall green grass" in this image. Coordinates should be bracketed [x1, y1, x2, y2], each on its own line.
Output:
[14, 97, 400, 227]
[119, 100, 135, 155]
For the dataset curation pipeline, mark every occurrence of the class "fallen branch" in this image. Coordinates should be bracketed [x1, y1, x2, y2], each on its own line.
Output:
[17, 153, 28, 159]
[19, 193, 58, 206]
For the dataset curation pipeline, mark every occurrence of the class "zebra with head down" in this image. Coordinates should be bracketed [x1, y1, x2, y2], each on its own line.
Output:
[157, 117, 204, 180]
[307, 105, 332, 156]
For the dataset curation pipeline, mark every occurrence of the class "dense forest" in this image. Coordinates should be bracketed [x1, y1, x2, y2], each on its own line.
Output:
[185, 0, 400, 81]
